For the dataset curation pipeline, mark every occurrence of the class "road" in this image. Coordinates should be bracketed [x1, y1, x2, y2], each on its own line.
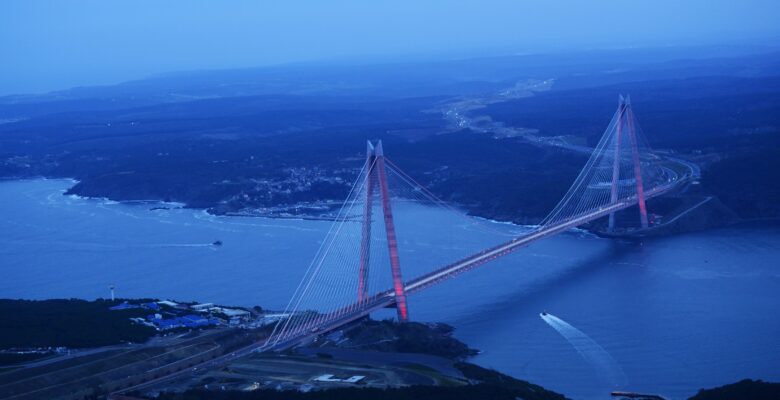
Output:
[0, 329, 247, 400]
[112, 330, 271, 396]
[127, 86, 703, 390]
[267, 175, 685, 351]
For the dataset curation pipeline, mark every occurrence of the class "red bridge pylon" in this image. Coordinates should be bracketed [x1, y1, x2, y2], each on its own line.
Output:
[358, 140, 409, 321]
[608, 95, 649, 232]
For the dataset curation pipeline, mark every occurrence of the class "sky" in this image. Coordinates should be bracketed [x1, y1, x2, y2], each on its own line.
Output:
[1, 0, 779, 96]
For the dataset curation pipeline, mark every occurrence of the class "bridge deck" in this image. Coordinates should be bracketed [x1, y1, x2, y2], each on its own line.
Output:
[266, 180, 683, 351]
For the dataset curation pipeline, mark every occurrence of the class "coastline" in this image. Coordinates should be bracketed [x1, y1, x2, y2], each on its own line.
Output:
[2, 178, 780, 399]
[6, 177, 773, 237]
[0, 298, 569, 400]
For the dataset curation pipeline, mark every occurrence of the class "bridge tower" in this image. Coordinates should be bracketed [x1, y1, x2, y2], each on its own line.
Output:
[608, 95, 649, 231]
[357, 140, 409, 322]
[357, 141, 376, 303]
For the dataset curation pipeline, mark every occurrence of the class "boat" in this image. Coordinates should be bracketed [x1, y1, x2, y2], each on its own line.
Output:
[212, 240, 223, 246]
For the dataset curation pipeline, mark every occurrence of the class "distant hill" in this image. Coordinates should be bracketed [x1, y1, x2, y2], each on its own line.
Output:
[689, 379, 780, 400]
[1, 46, 778, 224]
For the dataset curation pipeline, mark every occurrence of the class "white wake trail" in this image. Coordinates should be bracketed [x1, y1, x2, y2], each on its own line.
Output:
[540, 312, 628, 388]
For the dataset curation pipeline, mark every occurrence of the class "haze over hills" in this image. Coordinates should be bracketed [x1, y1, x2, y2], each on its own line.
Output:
[3, 0, 780, 397]
[1, 45, 778, 224]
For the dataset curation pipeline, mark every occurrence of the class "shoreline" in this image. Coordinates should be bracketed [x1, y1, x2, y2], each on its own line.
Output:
[2, 178, 779, 399]
[5, 177, 778, 238]
[0, 298, 569, 400]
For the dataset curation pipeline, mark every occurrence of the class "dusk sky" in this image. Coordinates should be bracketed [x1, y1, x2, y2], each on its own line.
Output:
[2, 0, 779, 95]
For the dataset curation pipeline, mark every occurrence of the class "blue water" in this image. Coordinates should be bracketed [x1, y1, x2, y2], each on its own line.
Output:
[1, 179, 779, 399]
[541, 313, 628, 388]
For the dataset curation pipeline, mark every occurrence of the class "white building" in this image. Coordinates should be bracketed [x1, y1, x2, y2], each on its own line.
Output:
[191, 303, 214, 311]
[222, 308, 251, 318]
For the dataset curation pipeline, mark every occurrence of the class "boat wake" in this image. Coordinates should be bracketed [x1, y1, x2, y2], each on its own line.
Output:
[540, 312, 628, 388]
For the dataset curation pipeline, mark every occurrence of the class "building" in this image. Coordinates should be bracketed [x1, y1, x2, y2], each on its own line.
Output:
[144, 313, 219, 330]
[190, 303, 214, 312]
[221, 308, 251, 319]
[181, 314, 211, 328]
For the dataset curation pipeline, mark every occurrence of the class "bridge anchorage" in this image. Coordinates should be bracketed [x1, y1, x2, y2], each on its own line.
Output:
[263, 96, 690, 351]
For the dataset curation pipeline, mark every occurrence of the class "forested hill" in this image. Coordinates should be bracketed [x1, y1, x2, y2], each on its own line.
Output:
[1, 47, 778, 224]
[0, 299, 155, 350]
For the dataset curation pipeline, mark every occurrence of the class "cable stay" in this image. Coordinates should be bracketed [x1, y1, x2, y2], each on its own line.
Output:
[265, 96, 683, 349]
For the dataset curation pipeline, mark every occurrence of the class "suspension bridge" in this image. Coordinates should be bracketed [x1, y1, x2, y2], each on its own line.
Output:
[262, 96, 694, 351]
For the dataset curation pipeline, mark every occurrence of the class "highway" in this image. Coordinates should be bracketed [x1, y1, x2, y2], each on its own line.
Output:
[112, 150, 699, 394]
[267, 174, 687, 351]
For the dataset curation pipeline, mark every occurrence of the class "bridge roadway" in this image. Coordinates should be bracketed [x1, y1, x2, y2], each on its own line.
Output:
[268, 177, 685, 351]
[118, 177, 677, 393]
